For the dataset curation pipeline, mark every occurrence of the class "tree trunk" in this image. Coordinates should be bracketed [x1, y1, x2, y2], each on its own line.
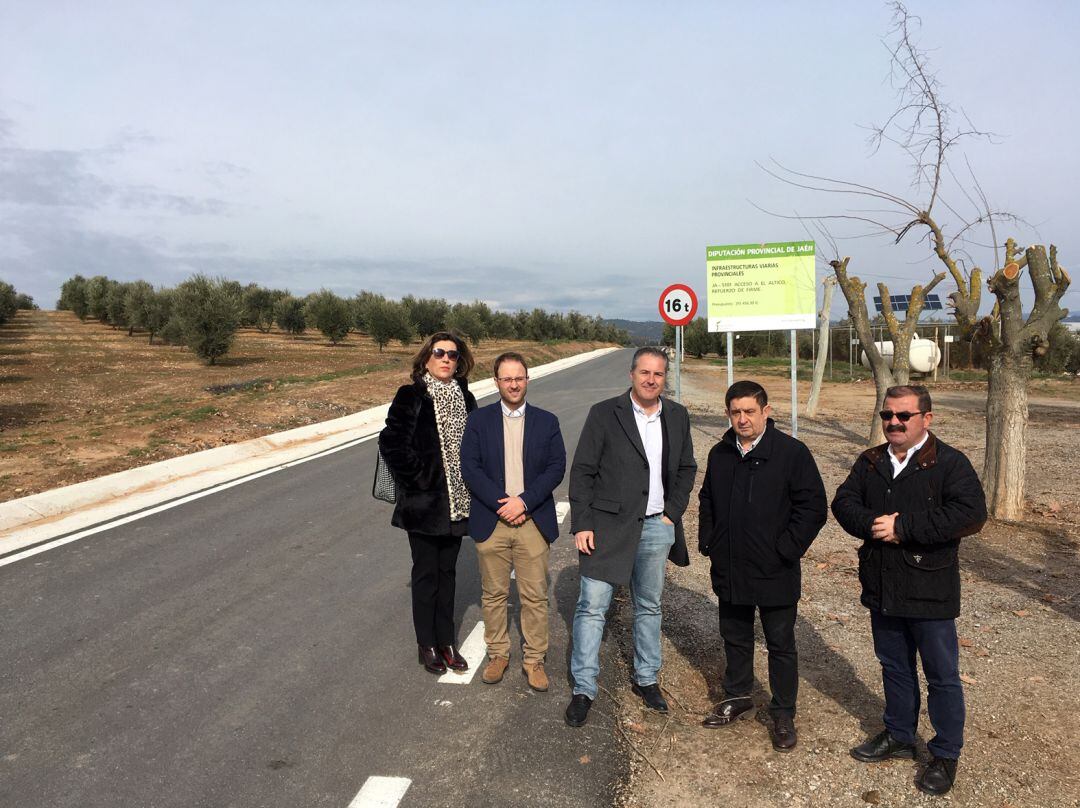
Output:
[983, 350, 1030, 520]
[806, 276, 836, 417]
[832, 258, 895, 445]
[868, 373, 890, 446]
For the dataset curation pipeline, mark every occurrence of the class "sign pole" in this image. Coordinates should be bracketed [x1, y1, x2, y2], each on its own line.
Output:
[726, 332, 734, 387]
[675, 325, 683, 403]
[658, 284, 698, 406]
[790, 329, 799, 438]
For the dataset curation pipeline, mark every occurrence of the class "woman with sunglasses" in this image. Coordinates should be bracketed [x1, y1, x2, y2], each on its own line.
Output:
[379, 331, 478, 674]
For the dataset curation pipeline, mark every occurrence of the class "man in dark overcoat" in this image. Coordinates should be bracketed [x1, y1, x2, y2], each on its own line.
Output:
[697, 380, 827, 751]
[564, 347, 697, 727]
[832, 384, 986, 797]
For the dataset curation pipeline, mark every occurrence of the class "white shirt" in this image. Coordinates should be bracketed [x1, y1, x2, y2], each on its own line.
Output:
[888, 432, 929, 478]
[500, 400, 526, 418]
[631, 395, 665, 515]
[736, 429, 766, 457]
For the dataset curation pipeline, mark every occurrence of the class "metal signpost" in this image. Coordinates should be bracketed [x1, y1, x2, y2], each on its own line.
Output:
[658, 284, 698, 403]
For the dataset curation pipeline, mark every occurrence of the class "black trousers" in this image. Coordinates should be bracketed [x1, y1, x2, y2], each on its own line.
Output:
[719, 601, 799, 716]
[408, 532, 463, 647]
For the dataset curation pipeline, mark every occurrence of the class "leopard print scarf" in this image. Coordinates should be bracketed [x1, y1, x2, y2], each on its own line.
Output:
[423, 371, 471, 522]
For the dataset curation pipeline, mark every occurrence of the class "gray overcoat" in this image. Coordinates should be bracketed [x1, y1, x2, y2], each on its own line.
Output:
[569, 390, 697, 585]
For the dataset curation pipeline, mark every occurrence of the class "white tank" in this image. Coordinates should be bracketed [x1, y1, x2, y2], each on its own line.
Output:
[859, 338, 941, 374]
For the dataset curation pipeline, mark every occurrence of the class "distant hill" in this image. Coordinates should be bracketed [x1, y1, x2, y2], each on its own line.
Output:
[604, 319, 666, 345]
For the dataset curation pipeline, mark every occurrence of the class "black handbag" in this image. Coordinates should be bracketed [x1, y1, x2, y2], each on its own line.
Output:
[372, 448, 397, 503]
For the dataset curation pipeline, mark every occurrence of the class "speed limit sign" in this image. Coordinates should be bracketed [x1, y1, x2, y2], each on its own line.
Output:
[658, 283, 698, 327]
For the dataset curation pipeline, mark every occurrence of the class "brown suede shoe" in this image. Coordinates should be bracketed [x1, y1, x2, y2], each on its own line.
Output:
[481, 656, 509, 684]
[522, 661, 549, 692]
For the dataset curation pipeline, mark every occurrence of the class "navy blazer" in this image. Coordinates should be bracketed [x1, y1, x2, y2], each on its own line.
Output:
[460, 401, 567, 542]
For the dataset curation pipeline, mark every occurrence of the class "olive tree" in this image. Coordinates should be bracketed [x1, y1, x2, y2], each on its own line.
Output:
[273, 295, 307, 335]
[306, 289, 352, 344]
[172, 275, 242, 364]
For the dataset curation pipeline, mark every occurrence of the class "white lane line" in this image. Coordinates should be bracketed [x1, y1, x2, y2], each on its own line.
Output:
[556, 501, 570, 524]
[348, 776, 411, 807]
[437, 620, 486, 684]
[0, 433, 379, 569]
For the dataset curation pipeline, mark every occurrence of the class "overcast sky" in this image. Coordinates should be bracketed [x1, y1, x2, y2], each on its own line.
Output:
[2, 1, 1077, 321]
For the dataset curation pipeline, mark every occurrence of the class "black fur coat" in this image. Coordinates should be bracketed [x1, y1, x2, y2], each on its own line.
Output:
[378, 378, 477, 536]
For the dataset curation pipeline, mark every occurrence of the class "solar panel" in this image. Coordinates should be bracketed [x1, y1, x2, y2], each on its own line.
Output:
[873, 293, 945, 313]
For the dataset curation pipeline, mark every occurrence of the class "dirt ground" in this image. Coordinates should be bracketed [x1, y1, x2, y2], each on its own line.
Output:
[597, 360, 1080, 807]
[0, 309, 612, 501]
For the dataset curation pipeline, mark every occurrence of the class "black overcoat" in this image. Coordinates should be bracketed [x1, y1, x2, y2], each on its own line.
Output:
[831, 432, 987, 619]
[697, 420, 828, 606]
[378, 378, 478, 536]
[569, 391, 697, 585]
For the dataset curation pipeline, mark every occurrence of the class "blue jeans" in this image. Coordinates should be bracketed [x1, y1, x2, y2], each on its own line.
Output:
[570, 516, 675, 699]
[871, 610, 965, 759]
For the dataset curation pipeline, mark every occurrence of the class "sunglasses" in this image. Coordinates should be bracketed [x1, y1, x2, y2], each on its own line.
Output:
[879, 410, 926, 422]
[431, 347, 460, 361]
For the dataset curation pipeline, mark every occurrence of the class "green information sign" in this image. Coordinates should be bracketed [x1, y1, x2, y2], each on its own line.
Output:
[706, 240, 816, 332]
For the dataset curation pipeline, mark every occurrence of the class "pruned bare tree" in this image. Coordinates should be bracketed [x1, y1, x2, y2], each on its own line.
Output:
[790, 219, 943, 444]
[978, 239, 1070, 518]
[759, 2, 1070, 519]
[829, 253, 943, 445]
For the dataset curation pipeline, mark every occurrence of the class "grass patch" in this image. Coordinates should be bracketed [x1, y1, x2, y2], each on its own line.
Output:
[185, 405, 220, 422]
[0, 442, 20, 452]
[140, 409, 186, 424]
[204, 377, 272, 395]
[267, 362, 399, 388]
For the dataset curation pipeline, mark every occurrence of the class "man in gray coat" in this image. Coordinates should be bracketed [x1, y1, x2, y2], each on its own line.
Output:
[564, 347, 697, 727]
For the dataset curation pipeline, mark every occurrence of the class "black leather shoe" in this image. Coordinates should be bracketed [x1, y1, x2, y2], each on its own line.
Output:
[702, 696, 754, 728]
[850, 729, 916, 762]
[439, 645, 468, 672]
[631, 682, 669, 713]
[916, 756, 958, 796]
[564, 694, 592, 727]
[770, 713, 797, 752]
[418, 645, 447, 674]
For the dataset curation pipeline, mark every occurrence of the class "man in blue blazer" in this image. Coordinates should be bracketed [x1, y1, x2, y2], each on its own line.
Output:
[461, 352, 566, 692]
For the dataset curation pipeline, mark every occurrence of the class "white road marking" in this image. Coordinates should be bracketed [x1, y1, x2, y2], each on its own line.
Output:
[0, 433, 380, 569]
[556, 501, 570, 524]
[348, 776, 411, 807]
[437, 620, 486, 684]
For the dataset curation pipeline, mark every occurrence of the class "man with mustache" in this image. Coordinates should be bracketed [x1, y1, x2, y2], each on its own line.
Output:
[832, 385, 986, 797]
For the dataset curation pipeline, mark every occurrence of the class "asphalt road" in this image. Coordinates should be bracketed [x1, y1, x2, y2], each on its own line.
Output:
[0, 348, 639, 808]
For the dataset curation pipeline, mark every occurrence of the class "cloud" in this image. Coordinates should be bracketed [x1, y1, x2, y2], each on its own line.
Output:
[0, 147, 113, 207]
[203, 160, 251, 184]
[113, 185, 228, 215]
[0, 118, 227, 215]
